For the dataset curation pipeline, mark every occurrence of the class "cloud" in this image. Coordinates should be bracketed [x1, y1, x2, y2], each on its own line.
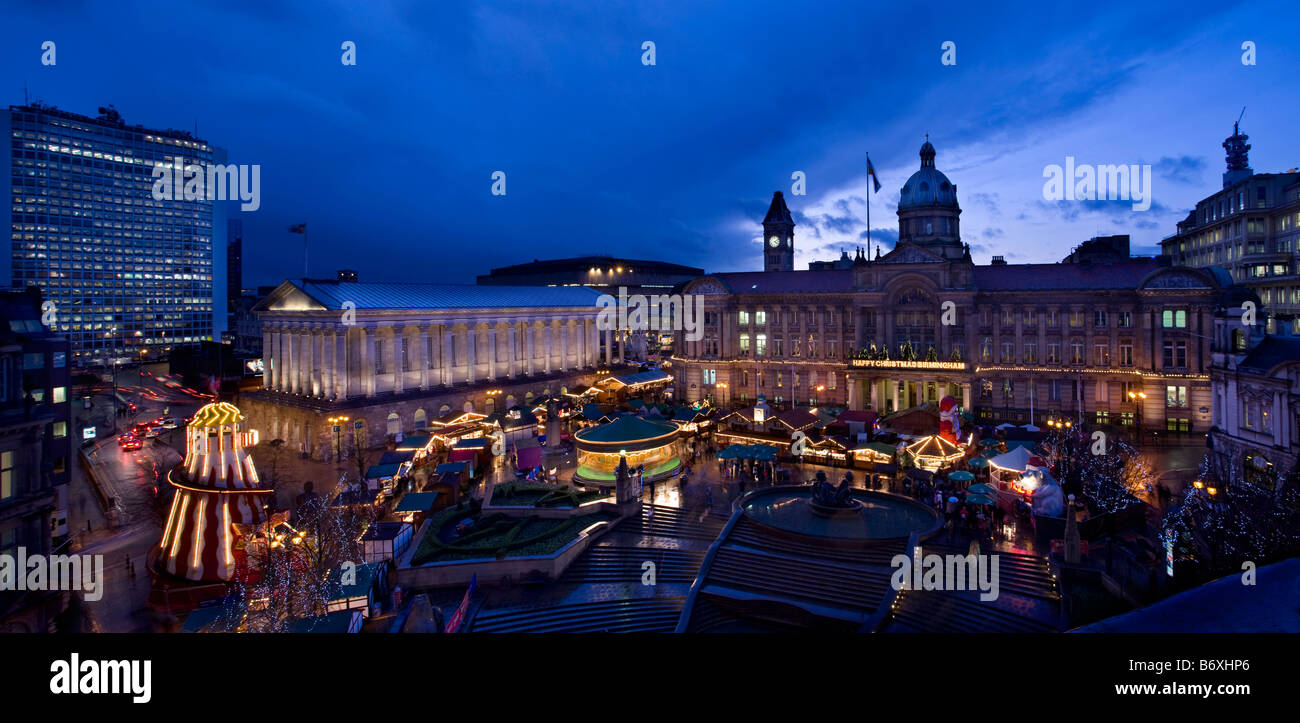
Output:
[1152, 155, 1207, 185]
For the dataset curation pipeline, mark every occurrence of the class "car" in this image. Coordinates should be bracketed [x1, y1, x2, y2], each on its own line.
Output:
[119, 435, 142, 451]
[159, 417, 179, 429]
[143, 427, 164, 439]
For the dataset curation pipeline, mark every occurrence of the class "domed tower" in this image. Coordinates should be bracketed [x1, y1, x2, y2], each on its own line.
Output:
[155, 401, 272, 583]
[762, 191, 795, 272]
[897, 137, 964, 260]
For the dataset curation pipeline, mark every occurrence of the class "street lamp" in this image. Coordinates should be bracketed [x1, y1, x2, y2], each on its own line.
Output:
[1127, 390, 1147, 443]
[328, 415, 350, 463]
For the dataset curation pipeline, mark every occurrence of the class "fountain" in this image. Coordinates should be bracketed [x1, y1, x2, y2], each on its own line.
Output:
[741, 472, 941, 545]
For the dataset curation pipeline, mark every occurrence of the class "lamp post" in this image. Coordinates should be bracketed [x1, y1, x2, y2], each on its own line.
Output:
[328, 415, 350, 465]
[1127, 390, 1147, 445]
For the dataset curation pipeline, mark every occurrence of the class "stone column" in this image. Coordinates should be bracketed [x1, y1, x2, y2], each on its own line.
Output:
[321, 330, 334, 399]
[962, 383, 971, 410]
[466, 324, 476, 384]
[393, 326, 405, 394]
[560, 320, 569, 371]
[330, 328, 340, 397]
[870, 379, 880, 410]
[312, 330, 324, 396]
[507, 323, 517, 378]
[419, 325, 431, 389]
[262, 327, 274, 388]
[362, 326, 376, 397]
[892, 381, 900, 412]
[544, 322, 553, 374]
[604, 328, 613, 364]
[526, 321, 536, 375]
[443, 325, 455, 386]
[488, 323, 498, 380]
[847, 378, 857, 411]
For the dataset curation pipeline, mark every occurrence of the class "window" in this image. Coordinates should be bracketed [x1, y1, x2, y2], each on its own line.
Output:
[1001, 309, 1014, 327]
[52, 386, 66, 404]
[54, 421, 67, 438]
[1117, 311, 1132, 328]
[1000, 342, 1014, 363]
[1119, 341, 1133, 366]
[1024, 342, 1037, 364]
[1094, 343, 1109, 366]
[1002, 379, 1014, 399]
[772, 338, 784, 357]
[1070, 340, 1084, 364]
[739, 334, 751, 356]
[1048, 380, 1062, 402]
[980, 380, 992, 399]
[1, 451, 13, 500]
[1095, 381, 1109, 403]
[1046, 310, 1059, 327]
[826, 341, 837, 359]
[1165, 385, 1187, 408]
[1162, 341, 1187, 369]
[1162, 310, 1187, 328]
[1024, 309, 1036, 327]
[828, 372, 837, 390]
[1095, 410, 1109, 425]
[1047, 342, 1060, 364]
[980, 338, 992, 362]
[755, 333, 767, 357]
[738, 311, 750, 326]
[1069, 310, 1085, 328]
[1120, 411, 1135, 426]
[755, 311, 766, 326]
[1094, 310, 1107, 328]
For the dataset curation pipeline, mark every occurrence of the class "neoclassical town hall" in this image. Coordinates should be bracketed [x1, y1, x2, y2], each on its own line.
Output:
[242, 280, 611, 459]
[672, 140, 1247, 436]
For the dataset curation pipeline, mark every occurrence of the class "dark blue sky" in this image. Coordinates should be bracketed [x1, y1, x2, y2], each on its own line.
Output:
[4, 0, 1298, 288]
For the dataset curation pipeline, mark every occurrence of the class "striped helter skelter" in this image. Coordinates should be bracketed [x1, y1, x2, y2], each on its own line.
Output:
[158, 402, 272, 582]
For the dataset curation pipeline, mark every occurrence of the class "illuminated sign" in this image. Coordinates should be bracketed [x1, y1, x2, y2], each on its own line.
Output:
[848, 359, 968, 370]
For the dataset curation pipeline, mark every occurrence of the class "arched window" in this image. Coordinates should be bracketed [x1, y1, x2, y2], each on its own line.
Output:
[413, 408, 427, 428]
[485, 397, 496, 414]
[506, 394, 516, 409]
[439, 404, 451, 416]
[463, 400, 474, 413]
[386, 412, 400, 436]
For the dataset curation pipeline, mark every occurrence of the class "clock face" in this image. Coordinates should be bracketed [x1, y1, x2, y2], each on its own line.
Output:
[786, 237, 792, 247]
[768, 236, 780, 248]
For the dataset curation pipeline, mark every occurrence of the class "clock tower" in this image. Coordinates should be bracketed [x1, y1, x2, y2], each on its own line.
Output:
[762, 191, 795, 272]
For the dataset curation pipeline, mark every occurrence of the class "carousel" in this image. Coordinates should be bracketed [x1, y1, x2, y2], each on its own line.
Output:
[149, 401, 274, 613]
[572, 415, 682, 488]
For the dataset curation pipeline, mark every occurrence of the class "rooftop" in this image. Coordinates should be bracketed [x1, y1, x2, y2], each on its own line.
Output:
[268, 279, 603, 311]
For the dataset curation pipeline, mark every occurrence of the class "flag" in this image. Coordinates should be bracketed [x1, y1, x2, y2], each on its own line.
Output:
[445, 574, 477, 633]
[289, 223, 307, 234]
[866, 154, 882, 193]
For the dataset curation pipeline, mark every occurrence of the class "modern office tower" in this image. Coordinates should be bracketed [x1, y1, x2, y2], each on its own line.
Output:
[3, 103, 228, 368]
[1160, 123, 1300, 333]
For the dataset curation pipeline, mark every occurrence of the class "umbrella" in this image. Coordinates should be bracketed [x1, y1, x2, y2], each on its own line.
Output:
[965, 493, 996, 506]
[967, 482, 998, 496]
[979, 438, 1001, 448]
[716, 445, 744, 460]
[980, 449, 999, 459]
[967, 457, 989, 469]
[948, 471, 974, 484]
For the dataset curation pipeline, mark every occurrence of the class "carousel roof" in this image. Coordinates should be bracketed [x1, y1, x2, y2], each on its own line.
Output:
[906, 434, 964, 458]
[575, 415, 678, 444]
[189, 401, 245, 427]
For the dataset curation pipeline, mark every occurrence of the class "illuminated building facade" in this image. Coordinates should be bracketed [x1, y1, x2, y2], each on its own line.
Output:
[2, 103, 225, 366]
[1160, 123, 1300, 333]
[242, 279, 608, 460]
[674, 140, 1250, 436]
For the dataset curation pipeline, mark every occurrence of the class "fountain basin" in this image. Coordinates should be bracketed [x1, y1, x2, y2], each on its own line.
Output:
[741, 486, 942, 547]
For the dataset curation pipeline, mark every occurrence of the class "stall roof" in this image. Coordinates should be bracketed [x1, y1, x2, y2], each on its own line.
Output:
[326, 561, 381, 600]
[434, 461, 468, 475]
[396, 435, 431, 451]
[774, 408, 819, 431]
[837, 410, 879, 425]
[364, 463, 402, 480]
[454, 438, 489, 449]
[604, 369, 673, 388]
[378, 450, 415, 465]
[394, 491, 442, 513]
[361, 521, 412, 542]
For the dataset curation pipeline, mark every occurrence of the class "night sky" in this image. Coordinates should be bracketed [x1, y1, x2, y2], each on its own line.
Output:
[4, 0, 1298, 288]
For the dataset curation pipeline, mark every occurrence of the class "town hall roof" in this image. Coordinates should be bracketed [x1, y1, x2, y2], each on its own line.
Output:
[258, 279, 604, 312]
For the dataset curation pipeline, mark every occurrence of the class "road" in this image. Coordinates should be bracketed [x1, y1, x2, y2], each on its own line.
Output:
[63, 364, 216, 631]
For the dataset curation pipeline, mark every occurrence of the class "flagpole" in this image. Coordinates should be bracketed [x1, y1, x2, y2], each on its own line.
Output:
[304, 228, 309, 278]
[865, 152, 872, 259]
